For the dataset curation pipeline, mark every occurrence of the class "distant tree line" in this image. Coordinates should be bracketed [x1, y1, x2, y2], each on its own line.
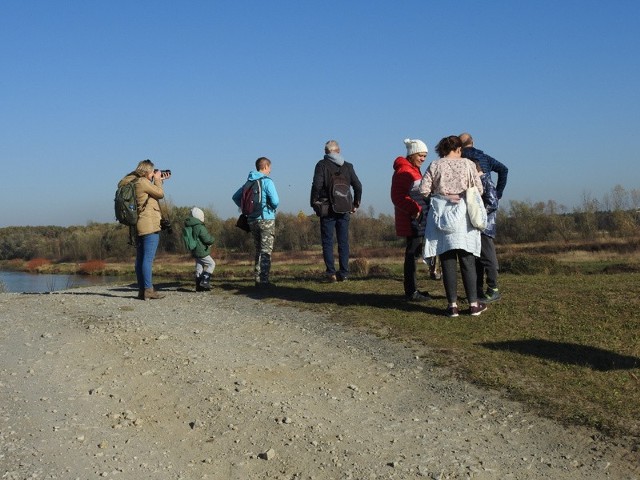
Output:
[0, 185, 638, 262]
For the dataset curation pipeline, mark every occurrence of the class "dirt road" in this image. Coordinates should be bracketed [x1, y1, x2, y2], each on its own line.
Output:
[1, 286, 638, 479]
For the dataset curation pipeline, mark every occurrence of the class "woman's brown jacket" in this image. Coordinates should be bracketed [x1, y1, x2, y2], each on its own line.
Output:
[118, 173, 165, 236]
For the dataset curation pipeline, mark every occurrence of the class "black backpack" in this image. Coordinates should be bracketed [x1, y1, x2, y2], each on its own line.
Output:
[329, 168, 353, 214]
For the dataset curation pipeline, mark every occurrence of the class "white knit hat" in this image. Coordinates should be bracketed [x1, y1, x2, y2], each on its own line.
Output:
[404, 138, 428, 156]
[191, 207, 205, 222]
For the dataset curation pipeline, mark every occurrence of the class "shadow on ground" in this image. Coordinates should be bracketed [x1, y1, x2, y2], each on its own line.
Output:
[216, 278, 446, 316]
[480, 339, 640, 371]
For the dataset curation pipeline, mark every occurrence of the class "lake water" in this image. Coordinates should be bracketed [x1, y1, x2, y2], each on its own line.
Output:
[0, 271, 129, 293]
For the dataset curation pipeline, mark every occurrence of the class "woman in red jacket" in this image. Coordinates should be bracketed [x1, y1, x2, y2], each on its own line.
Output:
[391, 138, 434, 301]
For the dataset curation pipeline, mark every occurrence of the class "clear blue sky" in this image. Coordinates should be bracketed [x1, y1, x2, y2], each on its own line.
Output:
[1, 0, 638, 227]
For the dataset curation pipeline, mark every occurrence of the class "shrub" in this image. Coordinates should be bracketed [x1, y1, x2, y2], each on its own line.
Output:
[501, 254, 560, 275]
[77, 260, 107, 275]
[368, 264, 392, 278]
[2, 259, 25, 271]
[350, 258, 370, 277]
[25, 258, 51, 272]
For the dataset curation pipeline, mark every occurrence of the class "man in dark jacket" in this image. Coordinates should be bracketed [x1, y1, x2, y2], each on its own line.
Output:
[459, 133, 509, 199]
[310, 140, 362, 282]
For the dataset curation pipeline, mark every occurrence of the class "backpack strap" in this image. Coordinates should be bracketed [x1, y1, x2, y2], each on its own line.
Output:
[257, 177, 265, 219]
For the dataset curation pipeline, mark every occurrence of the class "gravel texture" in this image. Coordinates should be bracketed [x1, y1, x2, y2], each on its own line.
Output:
[1, 285, 638, 479]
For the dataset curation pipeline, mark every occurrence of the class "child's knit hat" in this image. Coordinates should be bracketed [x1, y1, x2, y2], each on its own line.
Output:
[191, 207, 205, 222]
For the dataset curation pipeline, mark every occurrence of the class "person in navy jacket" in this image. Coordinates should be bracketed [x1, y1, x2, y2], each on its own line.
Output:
[459, 133, 508, 199]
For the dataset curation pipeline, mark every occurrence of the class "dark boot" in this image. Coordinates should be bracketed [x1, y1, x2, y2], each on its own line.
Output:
[144, 287, 165, 300]
[199, 272, 212, 291]
[137, 287, 145, 300]
[195, 275, 204, 292]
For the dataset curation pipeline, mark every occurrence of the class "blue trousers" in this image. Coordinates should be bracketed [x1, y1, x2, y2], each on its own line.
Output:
[320, 213, 350, 279]
[135, 232, 160, 289]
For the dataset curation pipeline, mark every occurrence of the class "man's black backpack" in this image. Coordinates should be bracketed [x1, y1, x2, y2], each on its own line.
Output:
[329, 168, 353, 214]
[114, 180, 139, 226]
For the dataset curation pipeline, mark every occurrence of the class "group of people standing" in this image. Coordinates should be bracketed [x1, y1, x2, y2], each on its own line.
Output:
[119, 133, 507, 318]
[392, 133, 508, 317]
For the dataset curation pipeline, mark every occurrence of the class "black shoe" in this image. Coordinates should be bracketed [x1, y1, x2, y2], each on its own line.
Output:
[483, 288, 501, 303]
[470, 303, 488, 316]
[446, 306, 459, 318]
[406, 290, 431, 302]
[199, 273, 212, 291]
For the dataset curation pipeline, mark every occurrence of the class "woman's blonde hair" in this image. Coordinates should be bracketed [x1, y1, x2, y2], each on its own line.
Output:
[135, 159, 155, 177]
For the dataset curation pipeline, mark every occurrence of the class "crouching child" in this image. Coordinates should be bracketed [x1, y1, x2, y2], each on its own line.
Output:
[182, 207, 216, 291]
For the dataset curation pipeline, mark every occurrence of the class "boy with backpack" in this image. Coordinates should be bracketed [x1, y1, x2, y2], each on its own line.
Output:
[232, 157, 280, 288]
[182, 207, 216, 292]
[310, 140, 362, 282]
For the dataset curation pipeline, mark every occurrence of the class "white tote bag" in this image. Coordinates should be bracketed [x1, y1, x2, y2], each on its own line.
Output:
[465, 167, 487, 230]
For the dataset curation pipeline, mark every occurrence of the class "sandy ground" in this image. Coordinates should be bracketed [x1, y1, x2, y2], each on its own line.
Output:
[0, 284, 638, 479]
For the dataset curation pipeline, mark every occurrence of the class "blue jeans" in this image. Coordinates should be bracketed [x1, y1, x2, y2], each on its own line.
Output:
[320, 213, 350, 279]
[135, 232, 160, 289]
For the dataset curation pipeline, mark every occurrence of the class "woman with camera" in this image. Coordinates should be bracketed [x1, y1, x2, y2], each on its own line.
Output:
[118, 159, 170, 300]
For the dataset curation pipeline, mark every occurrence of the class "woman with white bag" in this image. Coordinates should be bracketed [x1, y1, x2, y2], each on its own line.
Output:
[419, 135, 487, 318]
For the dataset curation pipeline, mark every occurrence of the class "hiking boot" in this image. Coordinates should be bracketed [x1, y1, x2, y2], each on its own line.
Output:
[407, 290, 431, 302]
[137, 287, 145, 300]
[429, 271, 442, 280]
[325, 274, 338, 283]
[199, 273, 212, 291]
[144, 288, 165, 300]
[483, 288, 501, 303]
[336, 275, 348, 282]
[470, 303, 487, 316]
[446, 306, 459, 318]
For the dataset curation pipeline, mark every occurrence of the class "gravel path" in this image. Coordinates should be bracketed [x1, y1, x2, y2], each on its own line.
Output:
[1, 285, 638, 479]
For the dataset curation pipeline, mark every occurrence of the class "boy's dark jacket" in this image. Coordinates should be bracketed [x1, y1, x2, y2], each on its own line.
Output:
[183, 216, 214, 258]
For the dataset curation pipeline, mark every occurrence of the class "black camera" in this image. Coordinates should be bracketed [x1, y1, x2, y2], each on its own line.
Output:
[154, 169, 172, 178]
[160, 218, 172, 233]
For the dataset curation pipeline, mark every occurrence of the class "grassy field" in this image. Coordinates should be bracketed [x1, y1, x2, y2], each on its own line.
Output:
[3, 242, 640, 445]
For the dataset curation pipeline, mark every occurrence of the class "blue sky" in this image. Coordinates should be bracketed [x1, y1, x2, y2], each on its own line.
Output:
[1, 0, 638, 227]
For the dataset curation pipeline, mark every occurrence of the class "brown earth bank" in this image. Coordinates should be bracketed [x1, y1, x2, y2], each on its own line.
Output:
[1, 284, 639, 479]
